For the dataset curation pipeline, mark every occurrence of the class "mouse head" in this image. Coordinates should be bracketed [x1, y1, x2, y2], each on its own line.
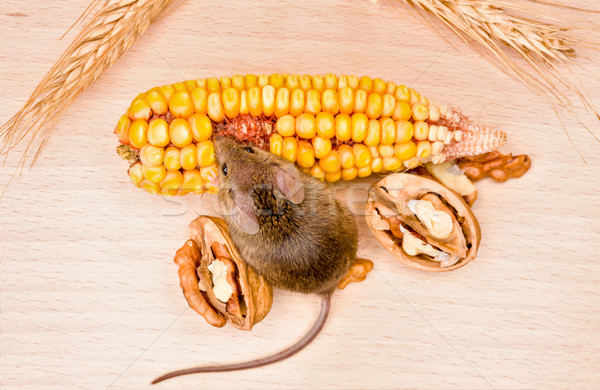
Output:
[214, 136, 305, 234]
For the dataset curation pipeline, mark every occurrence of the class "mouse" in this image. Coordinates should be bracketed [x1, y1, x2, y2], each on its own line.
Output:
[152, 135, 358, 384]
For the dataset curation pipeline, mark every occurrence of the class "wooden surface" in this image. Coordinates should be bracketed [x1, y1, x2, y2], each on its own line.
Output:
[1, 1, 599, 389]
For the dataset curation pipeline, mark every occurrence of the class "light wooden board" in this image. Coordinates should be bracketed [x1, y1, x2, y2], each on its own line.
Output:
[1, 1, 599, 389]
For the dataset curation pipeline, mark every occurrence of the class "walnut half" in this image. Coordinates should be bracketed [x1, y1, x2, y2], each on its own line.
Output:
[365, 173, 481, 271]
[174, 216, 273, 330]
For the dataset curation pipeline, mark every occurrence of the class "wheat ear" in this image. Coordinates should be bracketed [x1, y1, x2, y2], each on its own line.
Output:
[0, 0, 178, 168]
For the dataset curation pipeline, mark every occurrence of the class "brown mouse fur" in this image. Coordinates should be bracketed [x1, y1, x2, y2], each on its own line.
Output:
[152, 136, 358, 384]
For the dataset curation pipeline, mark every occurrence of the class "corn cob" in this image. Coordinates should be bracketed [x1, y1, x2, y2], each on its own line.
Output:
[115, 74, 506, 196]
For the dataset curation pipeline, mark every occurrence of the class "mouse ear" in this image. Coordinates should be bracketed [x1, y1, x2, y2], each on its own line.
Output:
[275, 166, 305, 204]
[231, 194, 260, 235]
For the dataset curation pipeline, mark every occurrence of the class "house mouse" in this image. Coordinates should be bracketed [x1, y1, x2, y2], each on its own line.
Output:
[152, 136, 358, 384]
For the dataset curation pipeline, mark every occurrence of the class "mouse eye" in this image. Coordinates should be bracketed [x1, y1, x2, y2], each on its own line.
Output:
[221, 163, 228, 176]
[243, 146, 255, 153]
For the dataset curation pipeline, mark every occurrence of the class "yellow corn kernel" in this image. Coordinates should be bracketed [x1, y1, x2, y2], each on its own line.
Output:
[285, 74, 300, 89]
[247, 86, 262, 117]
[369, 145, 379, 158]
[319, 150, 341, 173]
[140, 179, 161, 194]
[416, 140, 432, 159]
[245, 74, 258, 88]
[270, 133, 284, 156]
[274, 87, 290, 118]
[321, 89, 340, 115]
[351, 113, 369, 142]
[164, 146, 181, 171]
[231, 74, 245, 90]
[379, 118, 396, 145]
[394, 85, 410, 102]
[338, 75, 348, 89]
[169, 118, 193, 148]
[170, 91, 193, 118]
[414, 121, 429, 141]
[382, 94, 396, 118]
[196, 140, 216, 167]
[409, 89, 421, 106]
[257, 74, 269, 87]
[295, 113, 316, 139]
[190, 88, 208, 114]
[412, 102, 429, 121]
[297, 141, 315, 168]
[140, 144, 165, 167]
[115, 115, 131, 145]
[204, 77, 219, 94]
[145, 119, 168, 147]
[239, 90, 249, 114]
[359, 76, 373, 93]
[129, 162, 144, 186]
[371, 157, 383, 173]
[195, 78, 207, 89]
[184, 80, 197, 90]
[353, 144, 372, 168]
[305, 89, 322, 115]
[341, 167, 358, 181]
[207, 92, 225, 122]
[262, 85, 276, 117]
[142, 164, 167, 183]
[373, 78, 387, 95]
[300, 75, 312, 90]
[161, 170, 184, 195]
[315, 112, 335, 139]
[201, 164, 218, 190]
[386, 81, 396, 95]
[128, 119, 148, 149]
[180, 144, 198, 170]
[383, 156, 402, 171]
[335, 114, 352, 142]
[365, 93, 383, 119]
[312, 75, 325, 92]
[276, 115, 296, 137]
[347, 75, 359, 89]
[395, 141, 417, 161]
[269, 73, 285, 88]
[145, 91, 168, 115]
[182, 169, 204, 193]
[325, 169, 342, 183]
[312, 136, 332, 159]
[392, 101, 411, 121]
[188, 113, 212, 142]
[129, 98, 152, 121]
[282, 136, 298, 162]
[289, 88, 305, 116]
[339, 144, 355, 169]
[364, 119, 381, 146]
[378, 144, 395, 158]
[357, 164, 372, 178]
[173, 82, 186, 92]
[309, 163, 325, 180]
[338, 86, 355, 115]
[159, 84, 175, 101]
[222, 87, 241, 119]
[394, 120, 413, 144]
[354, 89, 367, 113]
[324, 73, 338, 90]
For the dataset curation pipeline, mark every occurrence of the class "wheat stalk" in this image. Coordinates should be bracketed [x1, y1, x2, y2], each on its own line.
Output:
[0, 0, 178, 169]
[386, 0, 599, 143]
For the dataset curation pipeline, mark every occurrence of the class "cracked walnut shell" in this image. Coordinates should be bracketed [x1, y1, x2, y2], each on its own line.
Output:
[366, 173, 481, 271]
[174, 216, 273, 330]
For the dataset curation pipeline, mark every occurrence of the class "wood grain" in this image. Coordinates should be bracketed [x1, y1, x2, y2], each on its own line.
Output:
[1, 1, 599, 389]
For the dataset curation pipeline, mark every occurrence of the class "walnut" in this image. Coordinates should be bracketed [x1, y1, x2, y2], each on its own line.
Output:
[365, 173, 481, 271]
[457, 151, 531, 182]
[174, 216, 273, 330]
[337, 258, 374, 289]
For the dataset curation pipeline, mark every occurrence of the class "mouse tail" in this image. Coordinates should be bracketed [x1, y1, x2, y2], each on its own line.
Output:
[152, 296, 331, 384]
